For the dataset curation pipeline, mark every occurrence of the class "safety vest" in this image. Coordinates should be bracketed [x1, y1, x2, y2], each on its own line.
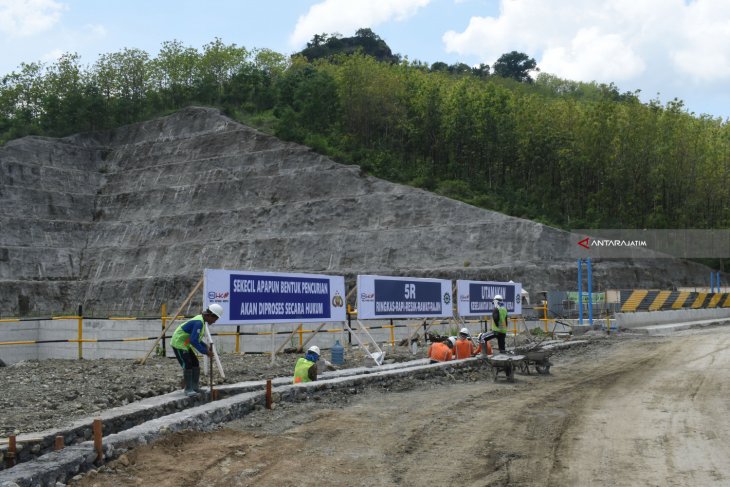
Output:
[170, 315, 206, 351]
[293, 358, 316, 383]
[492, 307, 508, 334]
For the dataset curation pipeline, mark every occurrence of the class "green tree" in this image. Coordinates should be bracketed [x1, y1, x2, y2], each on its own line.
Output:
[493, 51, 538, 83]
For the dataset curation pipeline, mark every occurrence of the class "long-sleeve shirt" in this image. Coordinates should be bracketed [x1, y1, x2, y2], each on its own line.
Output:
[178, 317, 209, 355]
[428, 342, 452, 362]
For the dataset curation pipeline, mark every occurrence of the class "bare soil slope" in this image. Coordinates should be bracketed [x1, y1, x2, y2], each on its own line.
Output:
[1, 107, 715, 315]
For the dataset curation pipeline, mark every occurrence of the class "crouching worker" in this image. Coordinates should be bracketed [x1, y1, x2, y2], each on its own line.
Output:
[170, 304, 222, 397]
[428, 337, 453, 363]
[454, 327, 475, 360]
[293, 345, 320, 383]
[474, 332, 493, 357]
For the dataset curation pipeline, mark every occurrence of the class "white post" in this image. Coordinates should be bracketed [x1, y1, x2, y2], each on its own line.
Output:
[270, 323, 276, 364]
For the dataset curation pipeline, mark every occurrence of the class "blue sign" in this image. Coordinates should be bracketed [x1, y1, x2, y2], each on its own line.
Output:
[469, 283, 517, 313]
[357, 275, 452, 319]
[456, 280, 522, 316]
[230, 274, 331, 321]
[373, 279, 443, 316]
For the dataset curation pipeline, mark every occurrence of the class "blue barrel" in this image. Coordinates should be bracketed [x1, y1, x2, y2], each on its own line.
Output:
[331, 339, 345, 365]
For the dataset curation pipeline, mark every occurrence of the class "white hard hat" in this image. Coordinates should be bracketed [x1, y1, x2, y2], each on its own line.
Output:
[459, 327, 469, 335]
[207, 303, 224, 318]
[308, 345, 320, 355]
[493, 295, 503, 301]
[447, 337, 456, 347]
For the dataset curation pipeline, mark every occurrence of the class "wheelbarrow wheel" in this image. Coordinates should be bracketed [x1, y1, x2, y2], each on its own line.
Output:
[536, 363, 551, 375]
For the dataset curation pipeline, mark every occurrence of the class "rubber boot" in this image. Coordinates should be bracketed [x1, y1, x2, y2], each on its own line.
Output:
[191, 367, 201, 393]
[183, 369, 197, 397]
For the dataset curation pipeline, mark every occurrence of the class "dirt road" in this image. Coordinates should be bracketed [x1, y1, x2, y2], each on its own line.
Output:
[72, 328, 730, 487]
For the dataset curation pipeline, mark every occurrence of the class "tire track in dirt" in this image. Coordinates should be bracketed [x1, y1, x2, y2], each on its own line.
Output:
[69, 331, 730, 487]
[548, 330, 730, 487]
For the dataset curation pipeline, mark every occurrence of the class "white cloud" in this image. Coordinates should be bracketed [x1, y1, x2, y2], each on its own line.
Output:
[0, 0, 66, 37]
[40, 47, 63, 63]
[290, 0, 430, 47]
[442, 0, 730, 85]
[85, 23, 107, 38]
[541, 28, 645, 81]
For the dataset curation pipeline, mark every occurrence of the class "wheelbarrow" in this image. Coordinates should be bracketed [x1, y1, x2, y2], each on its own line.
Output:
[485, 353, 524, 382]
[516, 348, 553, 375]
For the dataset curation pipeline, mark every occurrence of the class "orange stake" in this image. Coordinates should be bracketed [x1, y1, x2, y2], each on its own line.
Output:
[92, 419, 103, 464]
[6, 435, 16, 468]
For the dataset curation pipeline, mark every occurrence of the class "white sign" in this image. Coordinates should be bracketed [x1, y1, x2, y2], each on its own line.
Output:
[204, 269, 346, 325]
[357, 275, 452, 319]
[456, 280, 522, 317]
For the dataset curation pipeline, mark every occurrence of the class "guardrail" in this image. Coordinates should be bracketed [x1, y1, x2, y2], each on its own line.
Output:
[620, 290, 730, 312]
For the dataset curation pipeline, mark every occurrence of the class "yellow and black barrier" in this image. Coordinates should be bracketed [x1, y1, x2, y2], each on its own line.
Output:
[620, 290, 730, 312]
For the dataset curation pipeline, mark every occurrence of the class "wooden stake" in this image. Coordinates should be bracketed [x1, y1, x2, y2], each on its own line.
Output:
[139, 277, 203, 365]
[54, 435, 64, 451]
[297, 322, 327, 352]
[92, 419, 103, 464]
[209, 347, 214, 402]
[265, 379, 272, 409]
[6, 435, 16, 468]
[274, 324, 302, 357]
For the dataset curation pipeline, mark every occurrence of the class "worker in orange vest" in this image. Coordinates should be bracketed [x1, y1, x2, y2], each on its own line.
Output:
[454, 327, 475, 359]
[428, 337, 453, 363]
[474, 331, 494, 357]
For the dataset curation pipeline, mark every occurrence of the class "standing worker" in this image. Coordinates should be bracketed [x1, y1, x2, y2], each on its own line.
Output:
[492, 295, 508, 354]
[170, 304, 222, 397]
[454, 327, 475, 359]
[293, 345, 321, 383]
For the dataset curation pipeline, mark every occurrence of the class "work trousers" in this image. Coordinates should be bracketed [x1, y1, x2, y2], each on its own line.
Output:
[494, 332, 506, 353]
[173, 347, 199, 370]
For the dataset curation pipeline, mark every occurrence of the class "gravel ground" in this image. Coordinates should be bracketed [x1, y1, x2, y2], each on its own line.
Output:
[0, 332, 626, 438]
[0, 344, 431, 437]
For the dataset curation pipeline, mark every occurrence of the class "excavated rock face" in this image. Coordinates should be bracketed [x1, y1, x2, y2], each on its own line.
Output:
[0, 107, 714, 315]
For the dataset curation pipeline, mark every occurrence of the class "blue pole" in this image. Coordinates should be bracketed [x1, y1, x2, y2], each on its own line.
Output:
[587, 258, 593, 326]
[578, 259, 583, 325]
[711, 272, 715, 293]
[717, 271, 721, 292]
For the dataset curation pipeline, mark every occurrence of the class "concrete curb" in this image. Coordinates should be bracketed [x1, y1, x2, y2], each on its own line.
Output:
[0, 357, 484, 487]
[627, 318, 730, 335]
[0, 357, 430, 466]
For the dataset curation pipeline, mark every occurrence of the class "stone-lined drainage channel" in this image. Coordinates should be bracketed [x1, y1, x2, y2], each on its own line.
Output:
[1, 357, 490, 486]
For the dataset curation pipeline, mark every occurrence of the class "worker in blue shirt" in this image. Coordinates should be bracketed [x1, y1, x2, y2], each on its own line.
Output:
[170, 304, 223, 396]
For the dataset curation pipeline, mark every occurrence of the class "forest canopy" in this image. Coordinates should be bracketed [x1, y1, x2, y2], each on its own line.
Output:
[1, 33, 728, 238]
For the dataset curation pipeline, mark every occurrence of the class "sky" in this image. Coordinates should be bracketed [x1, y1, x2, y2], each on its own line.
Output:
[1, 0, 730, 119]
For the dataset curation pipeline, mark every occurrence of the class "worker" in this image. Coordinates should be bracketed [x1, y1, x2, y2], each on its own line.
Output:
[474, 332, 493, 357]
[492, 295, 509, 354]
[170, 304, 222, 397]
[454, 327, 475, 359]
[428, 337, 453, 363]
[293, 345, 321, 383]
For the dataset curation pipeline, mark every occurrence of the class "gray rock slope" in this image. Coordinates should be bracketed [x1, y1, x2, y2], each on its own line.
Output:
[0, 107, 714, 315]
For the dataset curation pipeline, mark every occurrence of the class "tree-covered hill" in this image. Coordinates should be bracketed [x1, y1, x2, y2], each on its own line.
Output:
[296, 28, 399, 63]
[1, 34, 728, 245]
